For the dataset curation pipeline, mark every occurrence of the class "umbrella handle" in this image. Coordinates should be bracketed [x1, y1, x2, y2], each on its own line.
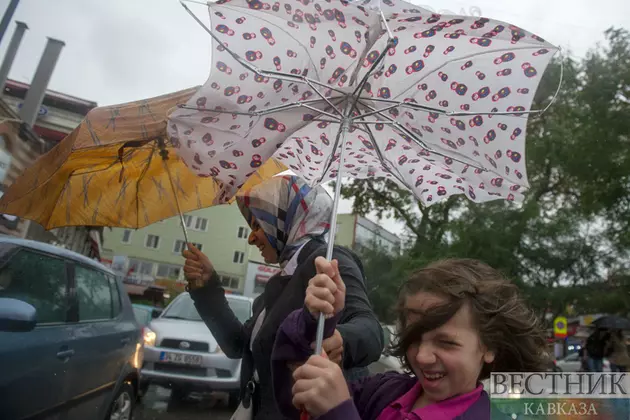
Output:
[300, 407, 310, 420]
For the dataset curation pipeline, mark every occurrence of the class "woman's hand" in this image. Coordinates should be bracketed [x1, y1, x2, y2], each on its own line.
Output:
[305, 257, 346, 319]
[292, 353, 351, 417]
[182, 243, 214, 288]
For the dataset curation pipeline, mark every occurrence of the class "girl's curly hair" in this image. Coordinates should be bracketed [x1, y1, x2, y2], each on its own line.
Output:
[390, 258, 549, 380]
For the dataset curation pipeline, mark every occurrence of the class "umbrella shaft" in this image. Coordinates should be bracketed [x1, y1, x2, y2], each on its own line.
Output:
[315, 103, 353, 356]
[162, 155, 191, 245]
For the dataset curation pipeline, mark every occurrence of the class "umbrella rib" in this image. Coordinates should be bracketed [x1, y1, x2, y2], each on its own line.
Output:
[361, 117, 415, 192]
[364, 98, 447, 115]
[350, 38, 396, 105]
[301, 104, 342, 122]
[177, 97, 333, 116]
[304, 79, 344, 117]
[180, 1, 349, 98]
[392, 44, 558, 107]
[356, 98, 486, 170]
[135, 143, 155, 229]
[211, 3, 322, 82]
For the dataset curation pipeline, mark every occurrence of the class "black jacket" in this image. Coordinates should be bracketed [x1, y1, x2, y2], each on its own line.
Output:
[190, 239, 384, 420]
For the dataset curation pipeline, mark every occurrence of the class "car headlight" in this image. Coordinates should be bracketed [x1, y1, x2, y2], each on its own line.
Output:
[143, 327, 156, 347]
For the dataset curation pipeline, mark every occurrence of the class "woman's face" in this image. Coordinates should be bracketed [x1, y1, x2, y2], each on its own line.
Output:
[248, 220, 279, 264]
[404, 291, 495, 404]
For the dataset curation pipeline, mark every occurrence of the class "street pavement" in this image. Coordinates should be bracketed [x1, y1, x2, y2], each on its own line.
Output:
[133, 358, 398, 419]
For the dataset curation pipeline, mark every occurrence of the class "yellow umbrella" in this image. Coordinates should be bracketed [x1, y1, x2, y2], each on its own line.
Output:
[0, 87, 286, 243]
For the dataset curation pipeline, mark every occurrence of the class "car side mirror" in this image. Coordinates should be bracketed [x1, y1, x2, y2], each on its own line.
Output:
[0, 298, 36, 332]
[151, 309, 162, 319]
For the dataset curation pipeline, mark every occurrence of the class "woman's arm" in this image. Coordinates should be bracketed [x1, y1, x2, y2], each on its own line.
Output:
[183, 245, 250, 359]
[189, 272, 250, 358]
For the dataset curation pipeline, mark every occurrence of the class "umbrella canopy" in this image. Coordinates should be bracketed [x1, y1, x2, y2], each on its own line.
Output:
[593, 316, 630, 331]
[170, 0, 559, 354]
[170, 0, 559, 206]
[0, 87, 286, 230]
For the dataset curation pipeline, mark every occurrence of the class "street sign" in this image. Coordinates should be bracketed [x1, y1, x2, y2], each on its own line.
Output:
[554, 316, 568, 338]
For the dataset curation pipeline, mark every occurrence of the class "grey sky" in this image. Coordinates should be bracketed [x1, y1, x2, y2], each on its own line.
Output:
[0, 0, 628, 236]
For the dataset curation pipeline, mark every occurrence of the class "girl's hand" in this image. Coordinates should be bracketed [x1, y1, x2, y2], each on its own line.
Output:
[182, 244, 214, 288]
[305, 257, 346, 319]
[292, 353, 351, 417]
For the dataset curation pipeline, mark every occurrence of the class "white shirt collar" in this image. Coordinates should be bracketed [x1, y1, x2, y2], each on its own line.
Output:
[281, 242, 308, 276]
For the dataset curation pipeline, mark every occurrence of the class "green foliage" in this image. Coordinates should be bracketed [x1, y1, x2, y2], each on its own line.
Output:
[343, 28, 630, 321]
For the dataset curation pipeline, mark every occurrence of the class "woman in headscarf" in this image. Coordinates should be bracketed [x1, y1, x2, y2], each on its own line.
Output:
[182, 175, 384, 420]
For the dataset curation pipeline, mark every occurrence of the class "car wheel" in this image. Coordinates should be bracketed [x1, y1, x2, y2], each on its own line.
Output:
[228, 391, 240, 409]
[108, 382, 134, 420]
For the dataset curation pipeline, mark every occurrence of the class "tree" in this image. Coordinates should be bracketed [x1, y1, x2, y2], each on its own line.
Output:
[343, 28, 630, 319]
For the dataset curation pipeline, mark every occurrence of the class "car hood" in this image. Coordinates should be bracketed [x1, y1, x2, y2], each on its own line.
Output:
[150, 318, 219, 352]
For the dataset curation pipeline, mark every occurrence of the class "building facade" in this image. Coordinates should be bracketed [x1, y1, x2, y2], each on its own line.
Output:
[0, 79, 102, 259]
[103, 209, 401, 298]
[335, 213, 401, 254]
[102, 203, 253, 294]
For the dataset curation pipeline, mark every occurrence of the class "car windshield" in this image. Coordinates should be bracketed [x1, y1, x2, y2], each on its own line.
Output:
[162, 294, 251, 323]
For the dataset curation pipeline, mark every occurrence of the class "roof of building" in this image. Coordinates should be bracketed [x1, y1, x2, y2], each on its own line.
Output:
[353, 214, 401, 243]
[3, 79, 97, 115]
[0, 235, 112, 273]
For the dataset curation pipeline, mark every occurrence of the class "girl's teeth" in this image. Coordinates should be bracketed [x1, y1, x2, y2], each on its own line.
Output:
[425, 373, 445, 380]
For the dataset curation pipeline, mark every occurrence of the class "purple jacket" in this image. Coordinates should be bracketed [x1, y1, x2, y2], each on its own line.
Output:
[272, 308, 492, 420]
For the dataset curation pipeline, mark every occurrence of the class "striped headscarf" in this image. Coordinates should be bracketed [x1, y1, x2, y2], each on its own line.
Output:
[235, 175, 333, 267]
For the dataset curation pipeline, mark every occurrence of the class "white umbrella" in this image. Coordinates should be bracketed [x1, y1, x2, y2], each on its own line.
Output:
[168, 0, 561, 354]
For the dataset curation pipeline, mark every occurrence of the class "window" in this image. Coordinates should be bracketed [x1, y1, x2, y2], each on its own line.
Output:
[121, 229, 132, 244]
[145, 234, 160, 249]
[237, 227, 249, 239]
[174, 240, 202, 253]
[233, 251, 244, 264]
[128, 258, 140, 273]
[173, 240, 185, 254]
[194, 217, 208, 232]
[157, 264, 181, 279]
[219, 275, 240, 290]
[108, 276, 121, 317]
[75, 266, 113, 321]
[0, 249, 68, 324]
[139, 261, 153, 275]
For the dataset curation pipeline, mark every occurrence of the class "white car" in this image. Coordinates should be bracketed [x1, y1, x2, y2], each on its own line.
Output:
[554, 352, 610, 372]
[140, 292, 253, 406]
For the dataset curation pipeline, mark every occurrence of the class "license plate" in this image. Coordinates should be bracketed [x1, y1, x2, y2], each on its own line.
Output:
[159, 351, 203, 366]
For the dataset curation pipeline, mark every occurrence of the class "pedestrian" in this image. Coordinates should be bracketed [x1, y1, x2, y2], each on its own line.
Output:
[585, 328, 610, 372]
[182, 175, 383, 420]
[606, 330, 630, 372]
[578, 341, 589, 372]
[272, 258, 549, 420]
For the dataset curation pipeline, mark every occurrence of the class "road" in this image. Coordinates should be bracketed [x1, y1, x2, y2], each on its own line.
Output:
[133, 359, 398, 419]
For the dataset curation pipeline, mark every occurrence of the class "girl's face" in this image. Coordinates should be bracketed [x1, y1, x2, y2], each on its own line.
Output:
[404, 291, 495, 404]
[248, 220, 279, 264]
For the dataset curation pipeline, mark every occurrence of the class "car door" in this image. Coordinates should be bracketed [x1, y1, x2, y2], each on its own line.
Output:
[0, 247, 74, 420]
[65, 265, 137, 419]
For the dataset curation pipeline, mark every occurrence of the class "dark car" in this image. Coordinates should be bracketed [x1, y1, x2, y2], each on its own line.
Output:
[0, 237, 142, 420]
